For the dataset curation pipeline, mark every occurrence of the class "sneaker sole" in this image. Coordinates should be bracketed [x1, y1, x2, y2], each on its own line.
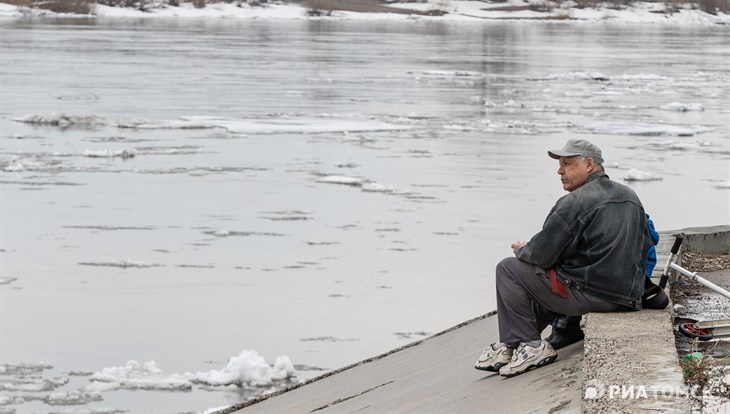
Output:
[474, 362, 507, 372]
[500, 355, 557, 378]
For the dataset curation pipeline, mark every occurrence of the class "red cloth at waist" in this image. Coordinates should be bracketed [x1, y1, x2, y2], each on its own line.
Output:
[549, 268, 568, 298]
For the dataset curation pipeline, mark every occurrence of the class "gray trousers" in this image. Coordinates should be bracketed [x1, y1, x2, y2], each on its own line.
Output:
[496, 257, 627, 347]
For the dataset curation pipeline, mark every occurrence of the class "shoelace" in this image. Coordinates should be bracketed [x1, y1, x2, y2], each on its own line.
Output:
[513, 344, 528, 360]
[513, 342, 541, 361]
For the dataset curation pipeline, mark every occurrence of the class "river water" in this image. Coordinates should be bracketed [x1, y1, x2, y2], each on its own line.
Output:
[1, 17, 728, 413]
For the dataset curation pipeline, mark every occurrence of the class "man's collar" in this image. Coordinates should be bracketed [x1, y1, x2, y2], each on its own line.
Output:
[586, 170, 608, 184]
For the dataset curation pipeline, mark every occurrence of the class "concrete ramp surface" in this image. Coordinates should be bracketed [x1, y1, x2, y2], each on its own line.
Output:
[221, 312, 582, 414]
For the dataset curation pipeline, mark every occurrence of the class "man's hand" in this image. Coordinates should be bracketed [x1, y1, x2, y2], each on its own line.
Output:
[511, 241, 527, 255]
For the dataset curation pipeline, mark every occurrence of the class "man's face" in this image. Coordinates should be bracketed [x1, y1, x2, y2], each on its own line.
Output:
[557, 156, 593, 192]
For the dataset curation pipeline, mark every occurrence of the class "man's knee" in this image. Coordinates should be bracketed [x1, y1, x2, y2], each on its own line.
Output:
[496, 256, 521, 275]
[495, 257, 524, 288]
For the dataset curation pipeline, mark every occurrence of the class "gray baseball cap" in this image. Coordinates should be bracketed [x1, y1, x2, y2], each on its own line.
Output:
[548, 139, 604, 165]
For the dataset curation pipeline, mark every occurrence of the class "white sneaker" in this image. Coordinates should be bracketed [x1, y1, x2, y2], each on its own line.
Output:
[498, 340, 557, 378]
[474, 343, 513, 372]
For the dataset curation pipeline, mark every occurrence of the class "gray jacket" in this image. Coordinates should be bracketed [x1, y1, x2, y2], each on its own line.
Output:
[516, 171, 651, 310]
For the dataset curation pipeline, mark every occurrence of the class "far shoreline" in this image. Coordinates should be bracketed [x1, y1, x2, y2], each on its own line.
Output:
[1, 0, 729, 25]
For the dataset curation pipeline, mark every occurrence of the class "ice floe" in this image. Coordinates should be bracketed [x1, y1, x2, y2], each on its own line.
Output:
[115, 116, 214, 130]
[584, 122, 713, 137]
[133, 146, 201, 155]
[0, 362, 52, 375]
[0, 277, 18, 286]
[136, 166, 268, 175]
[484, 99, 525, 109]
[82, 149, 135, 159]
[316, 175, 404, 195]
[202, 230, 286, 238]
[299, 336, 358, 343]
[0, 377, 69, 392]
[532, 72, 610, 81]
[647, 139, 714, 150]
[88, 361, 191, 392]
[55, 93, 100, 101]
[45, 390, 103, 406]
[77, 260, 162, 269]
[660, 102, 705, 112]
[416, 70, 485, 78]
[624, 168, 663, 181]
[14, 113, 106, 128]
[14, 113, 411, 135]
[1, 155, 64, 172]
[259, 210, 313, 221]
[615, 73, 673, 82]
[362, 183, 397, 193]
[63, 225, 155, 231]
[316, 175, 364, 186]
[181, 115, 411, 134]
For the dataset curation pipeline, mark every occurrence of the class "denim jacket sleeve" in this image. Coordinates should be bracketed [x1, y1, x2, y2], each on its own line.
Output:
[515, 205, 572, 269]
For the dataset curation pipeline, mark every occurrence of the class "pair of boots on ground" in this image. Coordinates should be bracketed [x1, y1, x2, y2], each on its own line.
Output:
[475, 278, 669, 377]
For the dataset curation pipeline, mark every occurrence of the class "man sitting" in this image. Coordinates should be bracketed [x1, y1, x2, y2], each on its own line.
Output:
[475, 139, 652, 377]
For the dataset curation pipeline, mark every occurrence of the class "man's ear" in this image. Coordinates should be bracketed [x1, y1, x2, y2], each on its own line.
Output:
[585, 157, 595, 172]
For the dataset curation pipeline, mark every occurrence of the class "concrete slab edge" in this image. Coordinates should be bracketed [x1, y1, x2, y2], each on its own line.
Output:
[214, 310, 498, 414]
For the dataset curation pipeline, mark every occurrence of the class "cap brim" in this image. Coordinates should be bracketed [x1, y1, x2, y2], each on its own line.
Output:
[548, 150, 581, 159]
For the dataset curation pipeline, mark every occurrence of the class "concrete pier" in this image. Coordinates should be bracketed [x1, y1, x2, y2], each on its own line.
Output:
[217, 225, 729, 414]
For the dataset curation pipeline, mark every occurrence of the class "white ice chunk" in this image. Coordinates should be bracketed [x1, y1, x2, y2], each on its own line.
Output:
[91, 360, 162, 382]
[660, 102, 704, 112]
[362, 182, 397, 193]
[89, 360, 191, 391]
[484, 99, 524, 109]
[624, 168, 662, 182]
[183, 350, 294, 386]
[316, 175, 364, 186]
